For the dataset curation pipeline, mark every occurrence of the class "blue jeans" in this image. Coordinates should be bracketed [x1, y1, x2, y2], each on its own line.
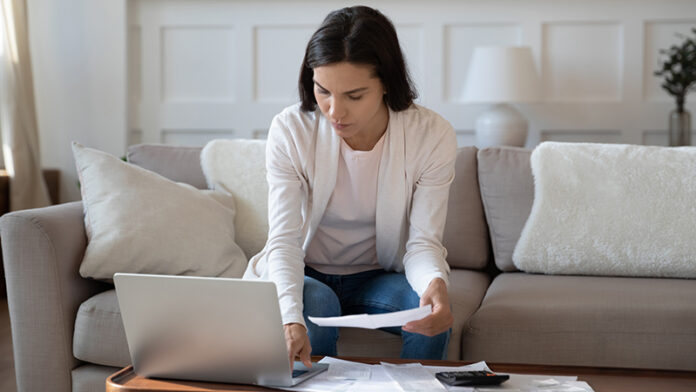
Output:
[302, 266, 450, 360]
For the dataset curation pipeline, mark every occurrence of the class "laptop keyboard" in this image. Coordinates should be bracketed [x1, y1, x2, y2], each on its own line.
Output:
[292, 369, 308, 378]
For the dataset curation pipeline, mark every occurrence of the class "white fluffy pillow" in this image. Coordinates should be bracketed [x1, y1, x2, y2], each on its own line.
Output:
[513, 142, 696, 278]
[73, 142, 247, 281]
[200, 139, 268, 259]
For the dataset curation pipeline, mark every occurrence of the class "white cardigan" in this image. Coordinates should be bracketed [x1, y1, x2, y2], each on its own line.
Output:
[243, 103, 457, 327]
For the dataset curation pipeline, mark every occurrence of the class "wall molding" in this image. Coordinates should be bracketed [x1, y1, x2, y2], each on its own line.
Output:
[125, 0, 696, 148]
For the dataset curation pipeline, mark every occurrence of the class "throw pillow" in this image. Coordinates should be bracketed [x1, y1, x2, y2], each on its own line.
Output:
[200, 139, 268, 259]
[513, 141, 696, 278]
[476, 147, 533, 271]
[73, 142, 247, 281]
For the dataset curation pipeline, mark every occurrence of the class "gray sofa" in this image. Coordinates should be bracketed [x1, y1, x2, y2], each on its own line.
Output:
[2, 144, 695, 392]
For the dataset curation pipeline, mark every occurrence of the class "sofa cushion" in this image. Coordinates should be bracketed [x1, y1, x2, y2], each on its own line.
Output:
[461, 273, 696, 370]
[73, 143, 248, 281]
[477, 147, 533, 271]
[73, 290, 130, 367]
[514, 142, 696, 278]
[442, 147, 490, 270]
[74, 269, 490, 365]
[127, 144, 207, 189]
[71, 364, 121, 392]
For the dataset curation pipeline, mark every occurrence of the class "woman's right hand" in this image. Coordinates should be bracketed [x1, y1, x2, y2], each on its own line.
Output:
[283, 323, 312, 370]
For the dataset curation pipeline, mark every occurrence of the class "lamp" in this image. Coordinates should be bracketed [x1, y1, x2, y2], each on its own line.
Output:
[462, 46, 541, 148]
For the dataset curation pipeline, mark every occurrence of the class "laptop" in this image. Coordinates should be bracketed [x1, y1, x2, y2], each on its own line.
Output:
[113, 273, 328, 387]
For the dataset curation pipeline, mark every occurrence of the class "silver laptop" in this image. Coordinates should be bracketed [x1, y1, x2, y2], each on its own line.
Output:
[113, 273, 328, 387]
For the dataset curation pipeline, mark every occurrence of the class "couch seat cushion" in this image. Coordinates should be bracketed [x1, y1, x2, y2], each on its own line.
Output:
[72, 364, 122, 392]
[462, 273, 696, 370]
[73, 290, 130, 367]
[74, 269, 490, 366]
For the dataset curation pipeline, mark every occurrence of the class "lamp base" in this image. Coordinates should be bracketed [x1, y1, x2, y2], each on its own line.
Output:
[475, 103, 528, 148]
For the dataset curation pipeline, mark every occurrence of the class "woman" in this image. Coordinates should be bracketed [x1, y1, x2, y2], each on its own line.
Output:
[243, 6, 457, 367]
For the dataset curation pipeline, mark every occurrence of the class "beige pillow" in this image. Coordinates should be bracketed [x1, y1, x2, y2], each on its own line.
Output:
[200, 139, 268, 259]
[73, 142, 247, 281]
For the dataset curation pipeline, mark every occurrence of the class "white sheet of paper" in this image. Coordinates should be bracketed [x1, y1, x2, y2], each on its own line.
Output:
[382, 362, 448, 392]
[323, 357, 401, 392]
[327, 362, 371, 380]
[308, 305, 432, 329]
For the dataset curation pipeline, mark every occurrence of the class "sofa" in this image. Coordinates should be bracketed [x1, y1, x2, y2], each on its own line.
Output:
[2, 143, 695, 392]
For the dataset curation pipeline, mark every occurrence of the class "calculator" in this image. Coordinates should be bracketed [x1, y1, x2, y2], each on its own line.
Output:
[435, 370, 510, 386]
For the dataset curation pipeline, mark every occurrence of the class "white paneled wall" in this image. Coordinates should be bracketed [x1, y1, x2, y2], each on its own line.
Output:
[26, 0, 696, 201]
[128, 0, 696, 149]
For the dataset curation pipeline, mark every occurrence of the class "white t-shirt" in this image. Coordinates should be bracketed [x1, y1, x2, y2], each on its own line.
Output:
[305, 131, 386, 275]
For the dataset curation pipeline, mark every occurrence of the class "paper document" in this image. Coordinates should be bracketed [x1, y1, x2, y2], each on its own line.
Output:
[382, 362, 448, 392]
[308, 305, 431, 329]
[326, 361, 371, 381]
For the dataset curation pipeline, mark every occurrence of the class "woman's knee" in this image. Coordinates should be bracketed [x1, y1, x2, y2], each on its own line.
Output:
[302, 276, 340, 317]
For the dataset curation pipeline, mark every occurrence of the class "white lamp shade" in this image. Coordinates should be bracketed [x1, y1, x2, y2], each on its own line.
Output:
[462, 46, 541, 103]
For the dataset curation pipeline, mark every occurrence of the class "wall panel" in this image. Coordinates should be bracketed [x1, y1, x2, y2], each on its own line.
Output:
[254, 26, 314, 102]
[125, 0, 696, 150]
[542, 22, 623, 102]
[395, 25, 425, 100]
[161, 26, 238, 102]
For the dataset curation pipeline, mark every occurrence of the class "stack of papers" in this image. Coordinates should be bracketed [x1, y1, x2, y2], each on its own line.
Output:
[279, 357, 595, 392]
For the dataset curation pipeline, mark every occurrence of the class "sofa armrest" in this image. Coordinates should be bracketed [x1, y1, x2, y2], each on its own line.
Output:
[1, 202, 111, 392]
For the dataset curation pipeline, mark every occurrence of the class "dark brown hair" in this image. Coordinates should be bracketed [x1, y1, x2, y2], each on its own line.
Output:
[298, 6, 417, 112]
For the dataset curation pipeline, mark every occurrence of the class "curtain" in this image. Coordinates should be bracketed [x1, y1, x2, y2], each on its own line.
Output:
[0, 0, 50, 211]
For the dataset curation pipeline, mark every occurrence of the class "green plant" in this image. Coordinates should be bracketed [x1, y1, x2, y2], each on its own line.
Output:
[654, 28, 696, 113]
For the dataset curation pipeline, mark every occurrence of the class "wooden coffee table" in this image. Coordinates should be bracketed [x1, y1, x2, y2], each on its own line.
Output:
[106, 357, 696, 392]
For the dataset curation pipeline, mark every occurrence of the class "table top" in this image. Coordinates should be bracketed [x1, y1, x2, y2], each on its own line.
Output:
[106, 357, 696, 392]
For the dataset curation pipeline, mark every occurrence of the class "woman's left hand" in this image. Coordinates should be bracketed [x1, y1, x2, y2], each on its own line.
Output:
[402, 278, 453, 336]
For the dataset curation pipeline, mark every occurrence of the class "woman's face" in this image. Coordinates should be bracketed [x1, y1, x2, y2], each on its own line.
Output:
[312, 62, 388, 143]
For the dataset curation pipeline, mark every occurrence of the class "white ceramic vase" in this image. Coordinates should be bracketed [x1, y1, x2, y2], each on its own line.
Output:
[475, 103, 528, 148]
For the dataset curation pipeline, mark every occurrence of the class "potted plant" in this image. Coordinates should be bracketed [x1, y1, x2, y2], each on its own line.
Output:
[654, 28, 696, 146]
